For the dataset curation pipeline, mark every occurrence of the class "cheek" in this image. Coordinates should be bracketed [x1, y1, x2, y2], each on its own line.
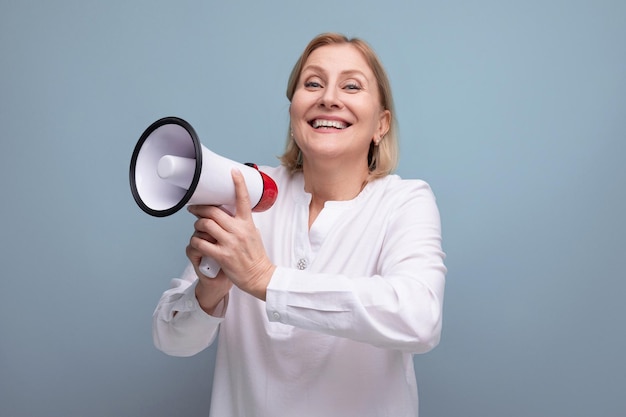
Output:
[289, 102, 303, 124]
[289, 97, 311, 130]
[290, 88, 317, 115]
[356, 106, 381, 132]
[289, 105, 306, 139]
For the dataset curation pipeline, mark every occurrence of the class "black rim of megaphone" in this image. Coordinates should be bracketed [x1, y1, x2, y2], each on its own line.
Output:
[129, 116, 202, 217]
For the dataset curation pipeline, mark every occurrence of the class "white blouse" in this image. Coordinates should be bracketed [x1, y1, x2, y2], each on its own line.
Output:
[153, 165, 447, 417]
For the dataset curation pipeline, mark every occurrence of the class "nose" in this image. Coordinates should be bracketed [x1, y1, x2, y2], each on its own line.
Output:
[318, 85, 342, 109]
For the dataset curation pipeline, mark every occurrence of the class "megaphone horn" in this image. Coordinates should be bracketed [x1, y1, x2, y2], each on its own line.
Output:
[129, 116, 278, 277]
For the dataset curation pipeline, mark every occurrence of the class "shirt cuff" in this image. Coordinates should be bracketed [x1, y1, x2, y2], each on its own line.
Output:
[265, 266, 290, 323]
[164, 279, 228, 322]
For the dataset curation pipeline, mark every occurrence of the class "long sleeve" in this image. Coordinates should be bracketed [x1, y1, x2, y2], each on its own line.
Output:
[264, 177, 446, 353]
[152, 263, 227, 357]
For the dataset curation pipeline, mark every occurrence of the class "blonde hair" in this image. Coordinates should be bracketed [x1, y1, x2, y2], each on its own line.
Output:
[279, 33, 399, 178]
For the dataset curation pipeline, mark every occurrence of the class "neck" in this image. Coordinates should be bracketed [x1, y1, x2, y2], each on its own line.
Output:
[303, 164, 369, 202]
[302, 161, 370, 228]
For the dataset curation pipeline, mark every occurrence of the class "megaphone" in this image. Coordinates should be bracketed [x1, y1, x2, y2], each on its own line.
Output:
[130, 116, 278, 277]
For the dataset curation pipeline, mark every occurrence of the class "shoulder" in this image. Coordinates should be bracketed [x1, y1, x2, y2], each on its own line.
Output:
[369, 175, 437, 204]
[361, 175, 442, 227]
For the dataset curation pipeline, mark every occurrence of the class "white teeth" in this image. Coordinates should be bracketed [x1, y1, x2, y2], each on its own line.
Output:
[312, 119, 348, 129]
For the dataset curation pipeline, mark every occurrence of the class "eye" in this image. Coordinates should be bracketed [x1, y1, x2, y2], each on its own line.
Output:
[343, 82, 362, 92]
[303, 76, 323, 89]
[304, 81, 322, 88]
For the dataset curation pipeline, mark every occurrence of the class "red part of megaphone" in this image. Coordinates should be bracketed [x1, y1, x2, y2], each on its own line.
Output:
[244, 163, 278, 212]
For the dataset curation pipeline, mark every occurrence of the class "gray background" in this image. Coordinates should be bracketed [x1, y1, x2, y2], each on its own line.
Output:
[1, 1, 624, 416]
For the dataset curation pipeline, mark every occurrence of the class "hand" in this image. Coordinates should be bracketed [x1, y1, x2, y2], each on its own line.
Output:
[187, 169, 276, 300]
[187, 240, 233, 315]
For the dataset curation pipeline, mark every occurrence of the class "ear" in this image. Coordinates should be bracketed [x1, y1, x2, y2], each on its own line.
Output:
[377, 109, 391, 139]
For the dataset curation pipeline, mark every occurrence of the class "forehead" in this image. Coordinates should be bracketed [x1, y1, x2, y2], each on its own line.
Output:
[303, 44, 374, 78]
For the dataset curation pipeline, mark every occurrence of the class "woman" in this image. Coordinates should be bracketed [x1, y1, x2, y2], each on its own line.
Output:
[153, 32, 446, 417]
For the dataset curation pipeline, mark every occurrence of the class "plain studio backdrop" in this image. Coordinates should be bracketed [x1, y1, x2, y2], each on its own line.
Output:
[1, 1, 624, 416]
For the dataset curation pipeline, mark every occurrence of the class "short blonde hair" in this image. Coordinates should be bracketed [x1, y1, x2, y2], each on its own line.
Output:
[280, 33, 399, 178]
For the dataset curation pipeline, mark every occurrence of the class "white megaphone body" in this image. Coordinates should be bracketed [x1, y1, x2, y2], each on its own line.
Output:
[130, 116, 278, 277]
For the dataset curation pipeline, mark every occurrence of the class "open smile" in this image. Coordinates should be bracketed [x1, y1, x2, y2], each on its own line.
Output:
[308, 119, 352, 130]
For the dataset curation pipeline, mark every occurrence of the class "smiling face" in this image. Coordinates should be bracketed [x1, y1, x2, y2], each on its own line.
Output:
[289, 43, 390, 171]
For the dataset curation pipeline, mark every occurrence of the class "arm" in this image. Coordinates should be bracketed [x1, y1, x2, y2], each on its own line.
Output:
[152, 263, 228, 357]
[265, 182, 446, 353]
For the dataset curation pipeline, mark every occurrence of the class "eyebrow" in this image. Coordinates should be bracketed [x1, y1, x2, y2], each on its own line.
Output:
[301, 64, 368, 80]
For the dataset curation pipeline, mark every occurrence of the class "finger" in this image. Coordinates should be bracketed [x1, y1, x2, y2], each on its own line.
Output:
[191, 226, 216, 244]
[187, 205, 204, 218]
[188, 233, 220, 260]
[188, 206, 236, 236]
[186, 241, 205, 267]
[188, 204, 223, 219]
[194, 216, 234, 247]
[232, 168, 252, 220]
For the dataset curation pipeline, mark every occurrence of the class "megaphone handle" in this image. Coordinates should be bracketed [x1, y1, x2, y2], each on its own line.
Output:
[199, 256, 220, 278]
